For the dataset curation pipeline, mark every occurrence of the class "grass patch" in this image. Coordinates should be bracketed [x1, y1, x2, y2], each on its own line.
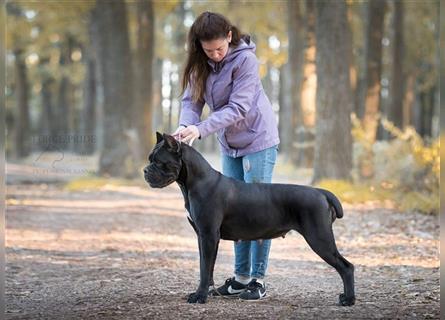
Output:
[397, 191, 439, 215]
[64, 176, 144, 191]
[315, 179, 438, 214]
[315, 179, 394, 204]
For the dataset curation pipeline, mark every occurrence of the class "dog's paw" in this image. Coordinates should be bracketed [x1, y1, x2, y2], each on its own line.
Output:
[187, 291, 208, 304]
[338, 293, 355, 306]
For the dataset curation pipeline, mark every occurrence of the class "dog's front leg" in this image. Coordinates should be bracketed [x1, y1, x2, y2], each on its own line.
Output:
[187, 232, 220, 304]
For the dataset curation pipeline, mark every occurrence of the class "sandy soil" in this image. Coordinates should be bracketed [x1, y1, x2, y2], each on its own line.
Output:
[5, 170, 439, 319]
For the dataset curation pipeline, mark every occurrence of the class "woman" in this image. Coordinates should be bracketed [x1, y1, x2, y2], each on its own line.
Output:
[174, 11, 280, 301]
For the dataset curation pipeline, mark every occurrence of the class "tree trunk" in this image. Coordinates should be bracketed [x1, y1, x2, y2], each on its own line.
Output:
[168, 68, 173, 134]
[362, 0, 385, 142]
[152, 57, 163, 132]
[278, 63, 292, 159]
[419, 87, 434, 138]
[89, 6, 104, 154]
[39, 72, 56, 150]
[78, 12, 98, 155]
[56, 34, 76, 151]
[353, 4, 366, 119]
[133, 0, 154, 162]
[37, 56, 55, 144]
[174, 1, 187, 134]
[14, 49, 31, 158]
[388, 0, 404, 129]
[433, 7, 440, 138]
[79, 55, 96, 155]
[174, 0, 186, 115]
[287, 0, 305, 162]
[301, 0, 316, 129]
[313, 0, 353, 183]
[56, 77, 69, 136]
[403, 72, 415, 128]
[94, 0, 134, 177]
[412, 87, 422, 136]
[297, 0, 317, 167]
[359, 0, 386, 179]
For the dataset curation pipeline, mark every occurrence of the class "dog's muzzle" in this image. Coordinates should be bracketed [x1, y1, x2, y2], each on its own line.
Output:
[143, 165, 176, 188]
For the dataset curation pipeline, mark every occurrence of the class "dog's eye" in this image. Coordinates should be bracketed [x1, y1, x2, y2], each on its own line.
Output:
[153, 160, 167, 169]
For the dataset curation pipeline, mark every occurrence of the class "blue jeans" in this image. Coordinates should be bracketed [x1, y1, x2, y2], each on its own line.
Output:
[221, 145, 278, 279]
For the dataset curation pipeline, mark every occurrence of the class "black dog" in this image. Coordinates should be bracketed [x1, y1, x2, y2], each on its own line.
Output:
[144, 133, 355, 306]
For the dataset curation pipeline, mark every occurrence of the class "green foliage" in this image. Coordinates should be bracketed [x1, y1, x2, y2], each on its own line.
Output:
[316, 179, 394, 204]
[404, 0, 439, 93]
[380, 118, 439, 184]
[347, 0, 366, 79]
[397, 191, 439, 216]
[6, 4, 32, 51]
[127, 1, 179, 59]
[350, 115, 439, 215]
[6, 1, 93, 134]
[7, 1, 93, 51]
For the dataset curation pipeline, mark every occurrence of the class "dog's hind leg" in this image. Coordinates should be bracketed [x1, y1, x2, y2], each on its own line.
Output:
[301, 224, 355, 306]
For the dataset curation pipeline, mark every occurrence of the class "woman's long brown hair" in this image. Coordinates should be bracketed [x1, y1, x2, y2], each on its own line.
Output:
[181, 11, 245, 103]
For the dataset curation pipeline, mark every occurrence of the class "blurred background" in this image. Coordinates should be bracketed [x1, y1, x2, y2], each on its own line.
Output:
[5, 0, 439, 214]
[3, 2, 441, 317]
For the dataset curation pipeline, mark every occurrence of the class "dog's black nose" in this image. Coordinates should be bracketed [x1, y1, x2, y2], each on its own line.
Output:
[143, 167, 149, 175]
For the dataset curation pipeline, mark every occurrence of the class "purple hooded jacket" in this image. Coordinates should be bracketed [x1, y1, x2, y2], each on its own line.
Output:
[179, 36, 280, 158]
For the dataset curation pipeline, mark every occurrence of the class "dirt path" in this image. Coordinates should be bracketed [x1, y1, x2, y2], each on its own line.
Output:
[6, 178, 439, 319]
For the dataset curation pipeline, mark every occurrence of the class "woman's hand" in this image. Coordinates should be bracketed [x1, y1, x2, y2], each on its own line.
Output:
[173, 125, 200, 146]
[172, 125, 186, 137]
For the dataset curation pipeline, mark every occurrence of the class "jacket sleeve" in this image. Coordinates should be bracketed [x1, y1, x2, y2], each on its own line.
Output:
[179, 85, 205, 127]
[196, 52, 258, 139]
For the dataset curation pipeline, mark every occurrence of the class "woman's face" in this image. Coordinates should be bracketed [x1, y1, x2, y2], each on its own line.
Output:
[201, 31, 232, 63]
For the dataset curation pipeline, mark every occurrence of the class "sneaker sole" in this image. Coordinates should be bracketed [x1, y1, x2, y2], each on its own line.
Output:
[239, 295, 268, 302]
[209, 289, 242, 298]
[211, 293, 241, 299]
[209, 292, 241, 299]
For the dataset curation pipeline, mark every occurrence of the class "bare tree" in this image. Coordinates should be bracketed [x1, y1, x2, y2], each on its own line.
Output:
[362, 0, 386, 142]
[38, 57, 56, 148]
[388, 0, 404, 129]
[55, 34, 75, 147]
[14, 49, 31, 158]
[358, 0, 386, 178]
[278, 63, 292, 159]
[133, 0, 155, 162]
[286, 0, 305, 159]
[94, 0, 134, 176]
[313, 0, 353, 183]
[79, 12, 96, 155]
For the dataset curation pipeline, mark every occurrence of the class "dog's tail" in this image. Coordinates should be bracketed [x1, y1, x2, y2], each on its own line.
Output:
[316, 188, 344, 222]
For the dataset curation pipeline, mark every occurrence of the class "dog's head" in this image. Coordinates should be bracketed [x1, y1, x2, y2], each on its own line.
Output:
[143, 132, 182, 188]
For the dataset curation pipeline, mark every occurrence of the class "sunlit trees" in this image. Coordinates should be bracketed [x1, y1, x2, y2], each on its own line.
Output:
[313, 0, 353, 183]
[5, 0, 439, 181]
[94, 0, 133, 176]
[133, 0, 155, 162]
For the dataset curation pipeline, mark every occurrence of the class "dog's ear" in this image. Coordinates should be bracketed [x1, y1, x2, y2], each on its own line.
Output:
[163, 133, 181, 153]
[156, 132, 163, 144]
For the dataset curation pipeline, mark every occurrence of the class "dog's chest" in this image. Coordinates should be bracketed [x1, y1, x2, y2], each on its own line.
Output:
[185, 209, 193, 221]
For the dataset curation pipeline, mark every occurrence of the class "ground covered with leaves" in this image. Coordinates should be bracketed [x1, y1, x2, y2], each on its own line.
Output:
[6, 164, 439, 319]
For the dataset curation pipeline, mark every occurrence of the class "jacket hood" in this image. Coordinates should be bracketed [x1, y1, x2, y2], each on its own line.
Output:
[207, 35, 256, 72]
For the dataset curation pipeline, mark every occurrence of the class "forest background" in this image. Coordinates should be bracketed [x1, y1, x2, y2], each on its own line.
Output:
[5, 0, 440, 214]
